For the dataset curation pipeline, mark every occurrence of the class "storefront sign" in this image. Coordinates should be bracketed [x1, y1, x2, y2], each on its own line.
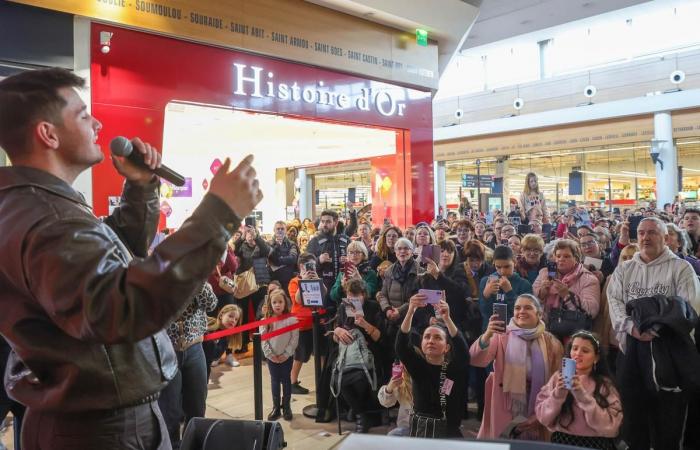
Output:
[233, 63, 406, 117]
[10, 0, 439, 89]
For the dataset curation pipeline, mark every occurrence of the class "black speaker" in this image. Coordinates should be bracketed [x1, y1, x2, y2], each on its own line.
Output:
[181, 418, 285, 450]
[315, 189, 320, 205]
[568, 171, 583, 195]
[348, 187, 356, 203]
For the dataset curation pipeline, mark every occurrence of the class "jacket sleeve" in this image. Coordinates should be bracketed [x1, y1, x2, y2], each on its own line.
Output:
[377, 271, 391, 311]
[535, 372, 568, 428]
[606, 265, 633, 345]
[197, 282, 218, 312]
[573, 382, 623, 437]
[573, 272, 601, 319]
[330, 273, 344, 304]
[478, 276, 492, 331]
[103, 180, 160, 258]
[271, 242, 299, 266]
[306, 237, 320, 257]
[675, 260, 700, 314]
[378, 385, 399, 408]
[283, 322, 299, 358]
[363, 270, 380, 300]
[469, 333, 499, 367]
[532, 268, 548, 298]
[222, 250, 238, 277]
[260, 325, 273, 359]
[24, 193, 239, 345]
[256, 236, 272, 257]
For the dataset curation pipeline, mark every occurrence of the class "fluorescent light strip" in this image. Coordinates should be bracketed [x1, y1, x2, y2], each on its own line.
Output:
[578, 170, 655, 179]
[683, 168, 700, 172]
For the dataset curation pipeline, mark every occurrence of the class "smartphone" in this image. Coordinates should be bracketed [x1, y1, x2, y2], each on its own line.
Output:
[343, 261, 354, 277]
[383, 217, 391, 226]
[510, 216, 522, 226]
[420, 245, 441, 264]
[542, 223, 553, 237]
[517, 224, 532, 235]
[493, 303, 508, 324]
[391, 362, 403, 380]
[418, 289, 443, 305]
[562, 358, 576, 390]
[547, 261, 557, 279]
[303, 261, 316, 272]
[245, 216, 256, 228]
[567, 225, 577, 237]
[629, 215, 643, 240]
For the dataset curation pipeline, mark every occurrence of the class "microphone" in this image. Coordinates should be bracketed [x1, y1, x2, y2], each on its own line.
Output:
[110, 136, 186, 187]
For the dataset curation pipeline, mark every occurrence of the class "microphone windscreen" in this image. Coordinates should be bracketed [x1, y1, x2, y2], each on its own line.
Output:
[110, 136, 133, 157]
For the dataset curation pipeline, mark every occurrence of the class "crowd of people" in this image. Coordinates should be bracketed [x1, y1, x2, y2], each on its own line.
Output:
[1, 68, 699, 450]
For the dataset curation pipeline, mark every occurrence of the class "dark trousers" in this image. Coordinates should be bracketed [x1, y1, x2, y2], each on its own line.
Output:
[158, 343, 207, 450]
[267, 356, 293, 406]
[203, 338, 228, 381]
[339, 369, 378, 415]
[617, 351, 688, 450]
[236, 287, 265, 351]
[21, 401, 170, 450]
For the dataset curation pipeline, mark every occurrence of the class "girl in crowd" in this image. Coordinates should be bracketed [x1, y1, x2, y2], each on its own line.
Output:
[535, 331, 622, 449]
[204, 304, 243, 379]
[508, 235, 522, 257]
[452, 219, 475, 257]
[330, 240, 379, 304]
[286, 225, 299, 244]
[297, 230, 309, 253]
[520, 173, 549, 224]
[470, 294, 563, 440]
[412, 223, 437, 259]
[533, 239, 600, 338]
[516, 234, 547, 284]
[474, 221, 487, 243]
[331, 279, 387, 433]
[378, 362, 413, 436]
[357, 222, 375, 257]
[397, 294, 469, 438]
[261, 290, 299, 421]
[403, 226, 416, 243]
[463, 240, 494, 302]
[369, 226, 402, 272]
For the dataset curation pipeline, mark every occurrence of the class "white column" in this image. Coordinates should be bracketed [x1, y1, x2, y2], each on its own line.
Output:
[297, 168, 312, 220]
[653, 112, 678, 209]
[72, 17, 93, 206]
[434, 161, 446, 217]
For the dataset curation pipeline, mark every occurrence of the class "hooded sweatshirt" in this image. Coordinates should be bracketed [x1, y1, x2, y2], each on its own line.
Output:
[606, 247, 700, 352]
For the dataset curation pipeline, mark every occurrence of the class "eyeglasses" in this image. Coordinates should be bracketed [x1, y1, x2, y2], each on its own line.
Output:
[523, 248, 542, 254]
[348, 250, 363, 256]
[580, 240, 597, 248]
[395, 246, 411, 251]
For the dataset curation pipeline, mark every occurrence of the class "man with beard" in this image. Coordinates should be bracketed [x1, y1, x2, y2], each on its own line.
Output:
[306, 210, 351, 302]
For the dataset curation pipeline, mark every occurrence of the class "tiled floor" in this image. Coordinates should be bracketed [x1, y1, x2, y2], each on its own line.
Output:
[1, 353, 481, 449]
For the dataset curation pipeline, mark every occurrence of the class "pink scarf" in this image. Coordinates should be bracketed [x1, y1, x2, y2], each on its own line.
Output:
[542, 263, 585, 312]
[503, 320, 549, 418]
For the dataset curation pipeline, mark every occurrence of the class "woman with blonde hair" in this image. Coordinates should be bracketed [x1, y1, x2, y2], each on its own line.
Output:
[369, 226, 402, 272]
[378, 363, 414, 436]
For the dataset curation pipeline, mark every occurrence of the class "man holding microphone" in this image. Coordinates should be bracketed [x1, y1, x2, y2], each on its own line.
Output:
[0, 68, 262, 449]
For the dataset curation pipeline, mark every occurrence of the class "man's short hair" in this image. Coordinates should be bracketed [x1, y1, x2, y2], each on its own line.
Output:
[683, 208, 700, 218]
[492, 245, 514, 261]
[639, 217, 668, 235]
[0, 68, 85, 158]
[319, 210, 338, 221]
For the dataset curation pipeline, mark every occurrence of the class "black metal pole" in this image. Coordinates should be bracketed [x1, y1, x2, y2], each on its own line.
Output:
[302, 309, 323, 418]
[253, 332, 263, 421]
[476, 161, 482, 213]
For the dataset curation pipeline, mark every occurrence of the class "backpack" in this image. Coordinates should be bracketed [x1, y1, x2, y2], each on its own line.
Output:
[330, 327, 376, 398]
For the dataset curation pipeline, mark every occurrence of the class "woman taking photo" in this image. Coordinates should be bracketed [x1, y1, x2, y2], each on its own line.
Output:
[535, 331, 622, 449]
[330, 241, 379, 304]
[533, 239, 600, 338]
[369, 226, 402, 272]
[470, 294, 563, 440]
[396, 294, 469, 438]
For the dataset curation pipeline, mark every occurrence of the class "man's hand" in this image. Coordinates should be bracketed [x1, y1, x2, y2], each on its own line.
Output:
[208, 155, 263, 219]
[111, 137, 161, 185]
[319, 253, 331, 264]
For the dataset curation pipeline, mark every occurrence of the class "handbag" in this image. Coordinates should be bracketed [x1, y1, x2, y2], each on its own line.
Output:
[233, 267, 258, 299]
[548, 292, 592, 339]
[216, 266, 236, 294]
[408, 361, 448, 439]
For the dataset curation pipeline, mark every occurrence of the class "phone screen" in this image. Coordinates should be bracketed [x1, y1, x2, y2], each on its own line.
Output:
[418, 289, 442, 304]
[562, 358, 576, 389]
[343, 261, 354, 276]
[629, 215, 643, 240]
[493, 303, 507, 324]
[391, 363, 403, 380]
[547, 261, 557, 279]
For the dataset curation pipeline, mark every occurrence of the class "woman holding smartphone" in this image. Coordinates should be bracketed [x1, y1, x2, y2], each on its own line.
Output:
[535, 331, 622, 449]
[396, 294, 469, 438]
[470, 294, 563, 440]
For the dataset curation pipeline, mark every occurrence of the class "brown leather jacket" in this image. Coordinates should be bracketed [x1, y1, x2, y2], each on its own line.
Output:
[0, 166, 240, 412]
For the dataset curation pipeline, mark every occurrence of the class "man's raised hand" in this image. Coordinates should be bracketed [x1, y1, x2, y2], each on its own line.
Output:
[209, 155, 263, 218]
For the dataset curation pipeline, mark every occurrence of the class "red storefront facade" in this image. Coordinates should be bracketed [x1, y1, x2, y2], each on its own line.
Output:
[90, 23, 434, 228]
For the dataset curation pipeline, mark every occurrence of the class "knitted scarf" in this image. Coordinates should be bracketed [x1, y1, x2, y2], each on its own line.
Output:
[503, 320, 548, 418]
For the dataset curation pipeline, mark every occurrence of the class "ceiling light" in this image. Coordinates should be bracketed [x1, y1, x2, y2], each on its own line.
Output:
[620, 171, 649, 176]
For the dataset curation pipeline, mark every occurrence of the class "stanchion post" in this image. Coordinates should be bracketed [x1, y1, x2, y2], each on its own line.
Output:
[253, 332, 263, 421]
[302, 309, 323, 418]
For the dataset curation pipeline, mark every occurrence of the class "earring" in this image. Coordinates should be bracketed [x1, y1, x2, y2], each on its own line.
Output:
[593, 362, 597, 371]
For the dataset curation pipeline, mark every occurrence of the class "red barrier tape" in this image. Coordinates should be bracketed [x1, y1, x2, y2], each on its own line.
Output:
[203, 313, 296, 341]
[260, 321, 304, 341]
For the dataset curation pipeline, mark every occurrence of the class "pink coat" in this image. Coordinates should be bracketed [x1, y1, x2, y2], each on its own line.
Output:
[470, 332, 563, 440]
[535, 372, 623, 438]
[532, 263, 601, 320]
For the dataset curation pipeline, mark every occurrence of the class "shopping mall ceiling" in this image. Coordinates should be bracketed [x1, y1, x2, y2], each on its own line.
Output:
[463, 0, 652, 50]
[304, 0, 480, 76]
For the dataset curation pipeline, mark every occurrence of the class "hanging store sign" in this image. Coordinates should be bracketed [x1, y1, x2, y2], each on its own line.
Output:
[233, 63, 407, 117]
[10, 0, 439, 90]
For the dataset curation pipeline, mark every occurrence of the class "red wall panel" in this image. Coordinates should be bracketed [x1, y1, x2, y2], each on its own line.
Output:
[90, 23, 434, 225]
